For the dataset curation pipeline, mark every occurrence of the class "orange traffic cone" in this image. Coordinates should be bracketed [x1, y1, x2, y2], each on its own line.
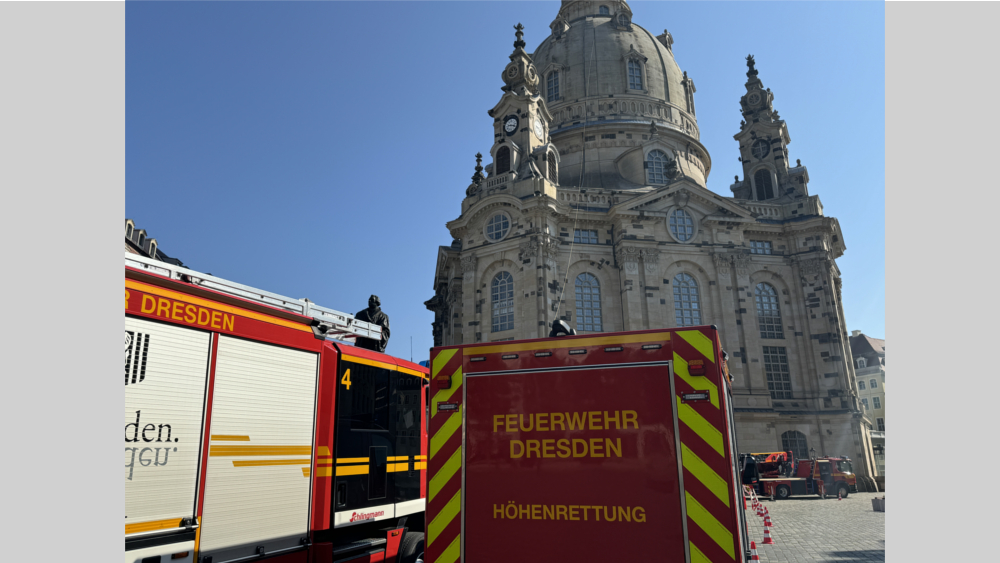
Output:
[750, 541, 760, 562]
[838, 490, 843, 501]
[762, 520, 776, 545]
[764, 513, 774, 529]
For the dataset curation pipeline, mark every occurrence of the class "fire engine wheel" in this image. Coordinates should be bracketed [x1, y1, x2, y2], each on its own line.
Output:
[837, 484, 850, 499]
[775, 485, 791, 499]
[399, 531, 424, 563]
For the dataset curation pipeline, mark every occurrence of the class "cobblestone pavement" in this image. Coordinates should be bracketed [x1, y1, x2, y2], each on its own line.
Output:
[744, 491, 885, 562]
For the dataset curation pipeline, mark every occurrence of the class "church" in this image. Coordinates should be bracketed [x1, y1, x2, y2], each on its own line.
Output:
[425, 0, 878, 489]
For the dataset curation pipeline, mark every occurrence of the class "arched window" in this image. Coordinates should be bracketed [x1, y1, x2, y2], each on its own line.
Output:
[857, 357, 867, 369]
[754, 169, 774, 200]
[496, 146, 511, 174]
[646, 149, 670, 184]
[137, 232, 145, 248]
[125, 222, 133, 239]
[781, 431, 809, 461]
[575, 273, 603, 332]
[491, 272, 514, 332]
[627, 59, 643, 90]
[672, 273, 701, 327]
[148, 241, 157, 258]
[599, 5, 610, 15]
[669, 209, 694, 242]
[755, 283, 784, 339]
[547, 154, 557, 183]
[547, 71, 560, 102]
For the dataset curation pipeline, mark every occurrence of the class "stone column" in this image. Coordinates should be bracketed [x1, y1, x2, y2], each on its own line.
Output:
[615, 245, 644, 331]
[461, 254, 478, 344]
[641, 249, 663, 329]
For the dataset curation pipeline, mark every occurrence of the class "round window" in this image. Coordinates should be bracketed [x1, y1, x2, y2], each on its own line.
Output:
[668, 209, 695, 242]
[485, 213, 511, 242]
[751, 139, 770, 160]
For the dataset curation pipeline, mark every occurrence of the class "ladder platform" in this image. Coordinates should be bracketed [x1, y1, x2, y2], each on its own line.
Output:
[125, 253, 382, 343]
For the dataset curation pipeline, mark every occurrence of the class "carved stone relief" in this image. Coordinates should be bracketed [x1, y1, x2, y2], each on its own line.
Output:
[640, 249, 659, 274]
[616, 246, 640, 274]
[460, 255, 478, 274]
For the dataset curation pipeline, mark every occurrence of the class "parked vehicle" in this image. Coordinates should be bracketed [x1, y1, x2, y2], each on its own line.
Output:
[125, 254, 428, 563]
[423, 325, 751, 563]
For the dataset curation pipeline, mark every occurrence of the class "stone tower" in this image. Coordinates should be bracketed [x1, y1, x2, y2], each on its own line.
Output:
[426, 0, 878, 489]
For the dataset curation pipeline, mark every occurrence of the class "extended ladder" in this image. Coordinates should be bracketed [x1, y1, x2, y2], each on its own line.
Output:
[125, 253, 382, 344]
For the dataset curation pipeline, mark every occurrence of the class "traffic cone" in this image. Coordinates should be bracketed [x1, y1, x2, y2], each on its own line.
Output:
[762, 519, 776, 545]
[838, 490, 842, 501]
[750, 541, 760, 562]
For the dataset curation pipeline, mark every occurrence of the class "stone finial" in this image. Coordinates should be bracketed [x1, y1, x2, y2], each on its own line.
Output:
[514, 23, 526, 49]
[472, 152, 485, 183]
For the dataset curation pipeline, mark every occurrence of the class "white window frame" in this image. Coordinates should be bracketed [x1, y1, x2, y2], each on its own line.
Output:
[872, 396, 881, 409]
[869, 378, 878, 389]
[876, 418, 885, 432]
[858, 380, 866, 390]
[573, 229, 599, 244]
[749, 240, 772, 255]
[491, 272, 515, 333]
[861, 398, 869, 410]
[858, 357, 867, 369]
[646, 149, 671, 185]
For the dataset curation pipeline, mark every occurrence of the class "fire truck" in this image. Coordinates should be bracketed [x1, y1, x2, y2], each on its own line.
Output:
[423, 325, 752, 563]
[744, 455, 857, 500]
[125, 254, 429, 563]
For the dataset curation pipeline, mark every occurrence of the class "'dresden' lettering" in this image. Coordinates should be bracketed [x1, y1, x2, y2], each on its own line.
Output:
[496, 410, 637, 459]
[139, 294, 235, 331]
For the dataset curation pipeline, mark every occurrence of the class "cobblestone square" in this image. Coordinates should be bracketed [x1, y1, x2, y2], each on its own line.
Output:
[745, 491, 885, 562]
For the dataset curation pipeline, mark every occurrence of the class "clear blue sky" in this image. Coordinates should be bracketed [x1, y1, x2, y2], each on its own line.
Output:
[126, 1, 885, 360]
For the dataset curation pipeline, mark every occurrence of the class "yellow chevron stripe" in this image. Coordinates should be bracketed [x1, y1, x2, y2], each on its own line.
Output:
[690, 541, 712, 563]
[432, 366, 463, 417]
[429, 447, 462, 503]
[432, 348, 458, 377]
[681, 443, 730, 507]
[430, 407, 463, 460]
[438, 535, 461, 563]
[674, 353, 719, 409]
[427, 490, 461, 547]
[685, 492, 735, 560]
[677, 330, 716, 363]
[677, 398, 724, 457]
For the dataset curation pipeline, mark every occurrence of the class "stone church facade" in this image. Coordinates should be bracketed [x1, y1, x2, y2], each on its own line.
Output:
[425, 0, 878, 488]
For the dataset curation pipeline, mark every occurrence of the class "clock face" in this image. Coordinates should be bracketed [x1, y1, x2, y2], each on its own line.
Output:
[748, 92, 762, 106]
[751, 139, 770, 159]
[533, 119, 544, 140]
[504, 116, 519, 135]
[507, 66, 518, 78]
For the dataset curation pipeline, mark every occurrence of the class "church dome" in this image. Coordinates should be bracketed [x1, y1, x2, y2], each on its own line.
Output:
[529, 0, 709, 189]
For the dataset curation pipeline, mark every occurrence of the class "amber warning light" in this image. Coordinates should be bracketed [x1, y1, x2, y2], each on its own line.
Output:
[688, 360, 706, 375]
[435, 377, 451, 389]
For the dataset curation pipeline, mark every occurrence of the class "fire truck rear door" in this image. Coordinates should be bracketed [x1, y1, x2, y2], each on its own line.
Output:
[462, 360, 689, 562]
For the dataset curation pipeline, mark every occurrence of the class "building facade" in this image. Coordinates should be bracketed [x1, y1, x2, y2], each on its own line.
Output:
[850, 331, 885, 479]
[126, 218, 186, 266]
[425, 0, 877, 489]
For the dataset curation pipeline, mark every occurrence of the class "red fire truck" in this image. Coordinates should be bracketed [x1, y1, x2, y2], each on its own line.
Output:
[125, 254, 429, 563]
[753, 457, 858, 500]
[423, 326, 751, 563]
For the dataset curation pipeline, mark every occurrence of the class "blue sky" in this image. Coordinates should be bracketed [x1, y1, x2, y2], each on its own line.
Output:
[126, 1, 885, 360]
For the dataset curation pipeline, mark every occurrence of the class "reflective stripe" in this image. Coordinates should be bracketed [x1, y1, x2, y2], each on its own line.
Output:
[677, 330, 716, 363]
[427, 490, 461, 547]
[681, 444, 730, 507]
[430, 408, 463, 460]
[689, 541, 712, 563]
[438, 535, 461, 563]
[677, 398, 724, 457]
[428, 447, 462, 502]
[685, 492, 736, 560]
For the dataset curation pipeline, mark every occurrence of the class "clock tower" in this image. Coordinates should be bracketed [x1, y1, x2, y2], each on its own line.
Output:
[479, 23, 559, 201]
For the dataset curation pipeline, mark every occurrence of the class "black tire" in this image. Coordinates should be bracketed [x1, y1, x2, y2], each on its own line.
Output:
[398, 531, 424, 563]
[776, 485, 791, 500]
[837, 483, 849, 499]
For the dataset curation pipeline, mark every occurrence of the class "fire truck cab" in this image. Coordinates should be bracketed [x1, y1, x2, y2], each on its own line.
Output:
[424, 326, 751, 563]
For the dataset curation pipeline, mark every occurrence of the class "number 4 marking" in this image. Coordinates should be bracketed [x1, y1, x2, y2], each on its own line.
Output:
[341, 369, 352, 390]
